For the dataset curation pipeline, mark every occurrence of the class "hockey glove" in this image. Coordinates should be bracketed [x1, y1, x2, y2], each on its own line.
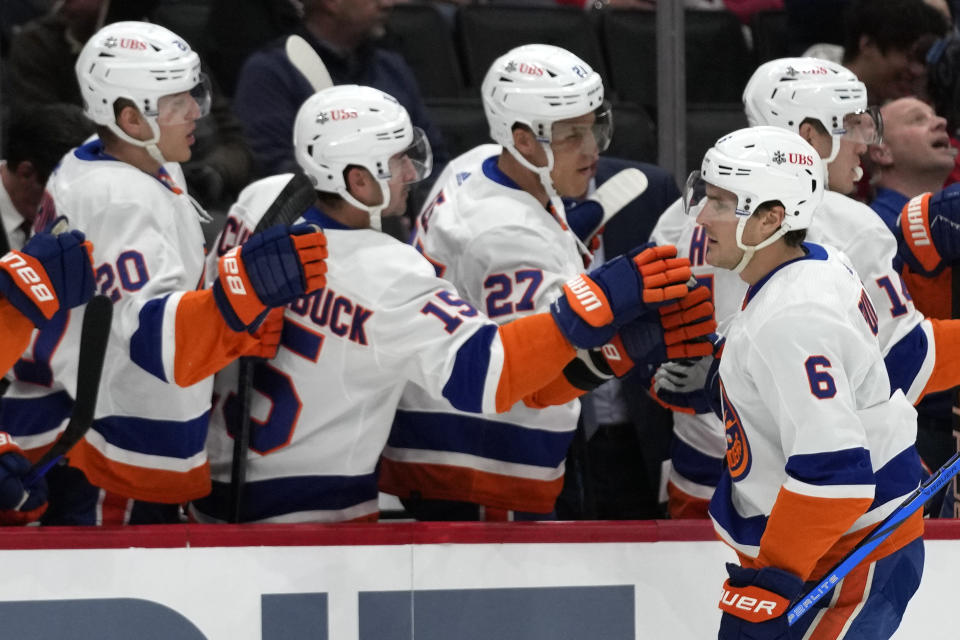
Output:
[600, 286, 717, 377]
[550, 243, 693, 349]
[651, 334, 724, 416]
[213, 224, 328, 331]
[898, 184, 960, 275]
[245, 308, 285, 360]
[718, 563, 804, 640]
[0, 432, 48, 526]
[0, 227, 95, 328]
[565, 168, 649, 245]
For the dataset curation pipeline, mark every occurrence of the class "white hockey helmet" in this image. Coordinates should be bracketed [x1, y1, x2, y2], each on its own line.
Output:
[294, 84, 432, 232]
[482, 44, 609, 153]
[685, 126, 825, 273]
[742, 57, 882, 163]
[76, 21, 211, 164]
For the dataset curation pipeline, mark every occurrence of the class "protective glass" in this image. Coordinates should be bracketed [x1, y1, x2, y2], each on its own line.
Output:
[386, 127, 433, 184]
[837, 106, 883, 145]
[550, 105, 613, 154]
[156, 74, 212, 125]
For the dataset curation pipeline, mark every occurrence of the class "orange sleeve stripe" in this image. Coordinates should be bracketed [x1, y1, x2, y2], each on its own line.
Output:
[378, 458, 563, 513]
[667, 481, 711, 519]
[68, 438, 211, 503]
[811, 510, 924, 580]
[494, 313, 576, 413]
[923, 317, 960, 397]
[522, 371, 585, 409]
[755, 487, 873, 580]
[173, 289, 264, 386]
[902, 193, 942, 273]
[0, 299, 35, 376]
[902, 266, 951, 319]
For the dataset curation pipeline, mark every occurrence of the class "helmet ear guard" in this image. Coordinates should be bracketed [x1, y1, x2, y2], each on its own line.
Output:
[293, 84, 433, 232]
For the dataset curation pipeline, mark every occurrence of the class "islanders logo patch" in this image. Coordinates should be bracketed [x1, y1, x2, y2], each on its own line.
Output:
[721, 381, 751, 480]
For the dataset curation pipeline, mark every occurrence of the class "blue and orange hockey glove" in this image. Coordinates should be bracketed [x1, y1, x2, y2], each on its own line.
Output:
[0, 432, 47, 526]
[213, 224, 328, 331]
[0, 226, 94, 327]
[550, 243, 693, 349]
[718, 563, 804, 640]
[898, 184, 960, 275]
[600, 285, 717, 378]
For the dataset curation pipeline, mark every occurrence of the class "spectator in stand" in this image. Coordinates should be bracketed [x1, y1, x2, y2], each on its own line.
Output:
[869, 96, 960, 517]
[797, 0, 950, 103]
[1, 105, 94, 253]
[926, 32, 960, 187]
[231, 0, 449, 180]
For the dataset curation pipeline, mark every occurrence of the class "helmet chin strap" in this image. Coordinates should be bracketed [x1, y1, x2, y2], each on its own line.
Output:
[732, 214, 787, 275]
[505, 142, 590, 255]
[341, 179, 391, 232]
[108, 118, 167, 166]
[825, 135, 841, 164]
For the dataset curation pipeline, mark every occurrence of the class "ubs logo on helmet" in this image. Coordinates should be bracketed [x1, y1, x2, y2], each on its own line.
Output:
[103, 37, 147, 51]
[512, 62, 544, 77]
[721, 382, 751, 480]
[317, 109, 358, 124]
[331, 109, 358, 121]
[789, 153, 815, 166]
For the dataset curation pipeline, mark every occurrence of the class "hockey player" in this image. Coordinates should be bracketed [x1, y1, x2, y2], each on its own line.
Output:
[692, 126, 923, 640]
[189, 84, 711, 523]
[0, 22, 328, 525]
[651, 57, 959, 519]
[0, 226, 96, 525]
[380, 44, 692, 519]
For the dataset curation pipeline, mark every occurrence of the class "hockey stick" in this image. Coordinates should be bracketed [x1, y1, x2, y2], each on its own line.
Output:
[566, 169, 649, 246]
[24, 294, 113, 486]
[285, 34, 334, 92]
[229, 37, 332, 522]
[787, 450, 960, 625]
[228, 172, 318, 523]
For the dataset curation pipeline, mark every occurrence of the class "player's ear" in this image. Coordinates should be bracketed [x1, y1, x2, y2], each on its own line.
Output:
[115, 103, 145, 138]
[512, 126, 538, 155]
[798, 122, 830, 160]
[762, 203, 786, 232]
[345, 166, 368, 193]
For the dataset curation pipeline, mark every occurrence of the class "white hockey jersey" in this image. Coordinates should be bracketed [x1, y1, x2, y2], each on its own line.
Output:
[710, 242, 921, 580]
[0, 139, 219, 503]
[380, 145, 585, 514]
[650, 190, 933, 515]
[191, 174, 576, 523]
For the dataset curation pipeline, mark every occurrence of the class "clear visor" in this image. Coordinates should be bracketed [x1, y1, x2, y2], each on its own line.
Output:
[683, 170, 750, 218]
[683, 170, 708, 216]
[550, 105, 613, 154]
[835, 106, 883, 145]
[386, 126, 433, 184]
[155, 74, 212, 126]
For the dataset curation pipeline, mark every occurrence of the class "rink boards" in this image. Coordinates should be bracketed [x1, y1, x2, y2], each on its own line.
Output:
[0, 520, 957, 639]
